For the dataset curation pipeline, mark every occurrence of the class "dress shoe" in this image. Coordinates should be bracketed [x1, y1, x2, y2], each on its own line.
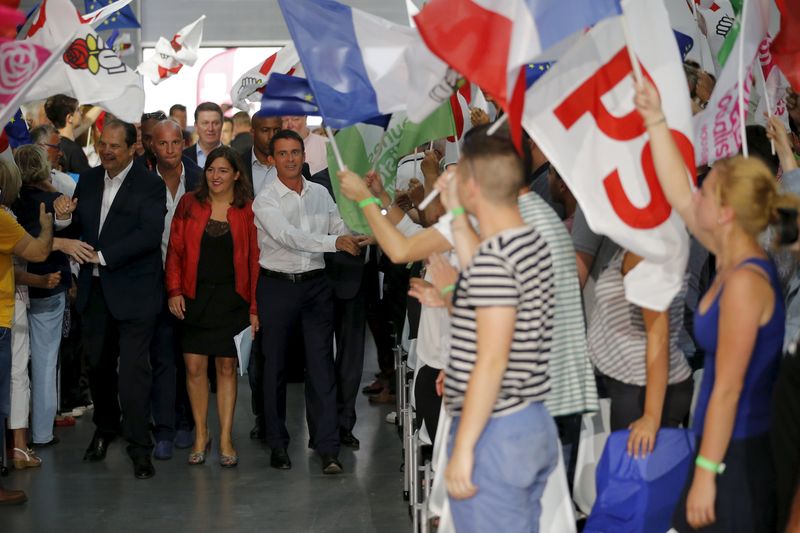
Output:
[0, 488, 27, 506]
[321, 454, 343, 475]
[83, 434, 113, 462]
[270, 448, 291, 470]
[249, 420, 265, 441]
[361, 379, 385, 395]
[339, 429, 360, 450]
[174, 429, 194, 449]
[132, 455, 155, 479]
[153, 440, 174, 460]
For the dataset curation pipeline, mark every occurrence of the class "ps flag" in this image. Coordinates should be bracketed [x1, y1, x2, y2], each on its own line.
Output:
[522, 0, 695, 311]
[231, 44, 301, 111]
[136, 15, 205, 85]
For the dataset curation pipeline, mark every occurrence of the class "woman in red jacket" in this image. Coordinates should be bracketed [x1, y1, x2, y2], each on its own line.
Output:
[166, 146, 259, 468]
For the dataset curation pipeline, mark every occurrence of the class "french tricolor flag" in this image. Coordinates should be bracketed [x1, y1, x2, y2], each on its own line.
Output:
[278, 0, 417, 129]
[414, 0, 621, 144]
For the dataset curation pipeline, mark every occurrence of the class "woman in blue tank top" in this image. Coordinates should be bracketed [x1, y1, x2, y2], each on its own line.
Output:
[635, 81, 800, 532]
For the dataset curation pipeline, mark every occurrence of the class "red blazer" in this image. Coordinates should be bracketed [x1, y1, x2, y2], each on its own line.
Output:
[165, 192, 260, 315]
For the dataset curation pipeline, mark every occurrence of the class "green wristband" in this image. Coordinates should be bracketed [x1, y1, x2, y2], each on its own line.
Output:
[695, 455, 725, 474]
[358, 197, 382, 209]
[450, 206, 465, 217]
[441, 284, 455, 296]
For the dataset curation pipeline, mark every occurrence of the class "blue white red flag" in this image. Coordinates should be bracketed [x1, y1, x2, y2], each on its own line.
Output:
[278, 0, 417, 129]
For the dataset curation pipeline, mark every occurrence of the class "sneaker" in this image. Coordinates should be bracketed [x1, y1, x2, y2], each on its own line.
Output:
[69, 406, 87, 417]
[385, 412, 397, 424]
[153, 440, 174, 460]
[54, 415, 76, 427]
[174, 429, 194, 449]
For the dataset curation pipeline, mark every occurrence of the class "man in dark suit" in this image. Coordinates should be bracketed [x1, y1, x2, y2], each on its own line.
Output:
[310, 168, 369, 449]
[148, 119, 202, 458]
[182, 102, 223, 168]
[229, 111, 254, 154]
[57, 120, 166, 479]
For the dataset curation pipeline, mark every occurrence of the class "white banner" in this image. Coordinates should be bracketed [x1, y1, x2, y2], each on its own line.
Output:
[522, 0, 695, 311]
[692, 0, 770, 167]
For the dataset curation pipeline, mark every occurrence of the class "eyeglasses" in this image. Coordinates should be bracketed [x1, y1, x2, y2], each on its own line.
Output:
[38, 142, 61, 151]
[141, 111, 167, 121]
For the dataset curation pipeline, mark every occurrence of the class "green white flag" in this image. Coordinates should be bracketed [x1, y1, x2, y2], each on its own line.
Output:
[327, 102, 455, 234]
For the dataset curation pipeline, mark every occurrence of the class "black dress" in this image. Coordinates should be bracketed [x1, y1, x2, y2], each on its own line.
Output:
[181, 219, 249, 357]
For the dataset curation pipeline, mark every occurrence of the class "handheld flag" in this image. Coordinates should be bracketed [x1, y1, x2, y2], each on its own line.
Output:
[136, 15, 205, 85]
[231, 44, 301, 111]
[771, 0, 800, 91]
[84, 0, 140, 30]
[4, 109, 31, 148]
[0, 37, 60, 131]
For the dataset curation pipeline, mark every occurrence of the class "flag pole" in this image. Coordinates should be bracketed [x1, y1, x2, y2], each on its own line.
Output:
[754, 63, 775, 155]
[487, 113, 508, 136]
[738, 0, 749, 158]
[622, 13, 643, 85]
[689, 0, 705, 72]
[326, 126, 346, 170]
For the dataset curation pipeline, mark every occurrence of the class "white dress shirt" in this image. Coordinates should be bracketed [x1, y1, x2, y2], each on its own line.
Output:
[95, 159, 134, 274]
[253, 176, 348, 273]
[157, 164, 186, 265]
[250, 149, 278, 195]
[303, 132, 329, 176]
[196, 142, 222, 169]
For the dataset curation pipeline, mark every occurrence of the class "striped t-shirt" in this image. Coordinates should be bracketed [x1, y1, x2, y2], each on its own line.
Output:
[587, 250, 692, 386]
[445, 225, 555, 417]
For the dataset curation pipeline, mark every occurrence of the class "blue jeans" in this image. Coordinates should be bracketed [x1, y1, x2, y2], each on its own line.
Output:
[29, 292, 65, 443]
[448, 402, 559, 533]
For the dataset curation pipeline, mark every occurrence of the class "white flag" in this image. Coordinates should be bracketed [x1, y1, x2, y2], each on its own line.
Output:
[136, 15, 205, 85]
[523, 0, 695, 311]
[692, 0, 769, 167]
[230, 44, 302, 111]
[22, 0, 144, 124]
[753, 35, 792, 131]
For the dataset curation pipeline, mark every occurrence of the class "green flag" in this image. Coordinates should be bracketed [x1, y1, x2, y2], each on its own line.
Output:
[716, 0, 744, 67]
[327, 102, 455, 234]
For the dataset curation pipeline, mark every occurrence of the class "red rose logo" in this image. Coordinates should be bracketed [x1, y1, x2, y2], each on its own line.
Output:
[63, 39, 90, 70]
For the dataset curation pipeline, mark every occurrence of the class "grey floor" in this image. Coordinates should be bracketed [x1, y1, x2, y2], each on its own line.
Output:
[0, 340, 410, 533]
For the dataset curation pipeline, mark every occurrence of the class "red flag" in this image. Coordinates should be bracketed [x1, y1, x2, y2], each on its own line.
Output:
[771, 0, 800, 92]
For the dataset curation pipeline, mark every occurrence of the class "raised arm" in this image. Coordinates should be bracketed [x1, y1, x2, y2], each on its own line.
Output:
[634, 79, 701, 235]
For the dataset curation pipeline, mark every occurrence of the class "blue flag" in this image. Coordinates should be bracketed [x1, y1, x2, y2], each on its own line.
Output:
[525, 62, 555, 89]
[673, 30, 694, 61]
[84, 1, 140, 30]
[259, 74, 390, 128]
[4, 110, 32, 149]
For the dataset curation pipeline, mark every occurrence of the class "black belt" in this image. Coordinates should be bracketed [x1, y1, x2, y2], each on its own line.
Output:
[260, 268, 325, 283]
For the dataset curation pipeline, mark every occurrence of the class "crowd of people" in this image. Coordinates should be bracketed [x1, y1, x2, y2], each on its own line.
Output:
[0, 57, 799, 533]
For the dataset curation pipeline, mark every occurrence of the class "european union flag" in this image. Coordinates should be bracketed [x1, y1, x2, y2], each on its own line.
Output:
[4, 110, 32, 149]
[525, 62, 555, 89]
[259, 74, 390, 128]
[673, 30, 694, 61]
[84, 0, 140, 30]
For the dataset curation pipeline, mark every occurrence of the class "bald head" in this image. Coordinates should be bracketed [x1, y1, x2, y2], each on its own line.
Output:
[152, 119, 185, 171]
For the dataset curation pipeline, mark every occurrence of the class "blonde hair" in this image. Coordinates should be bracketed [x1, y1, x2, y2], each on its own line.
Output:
[0, 159, 23, 207]
[13, 144, 50, 185]
[713, 156, 800, 236]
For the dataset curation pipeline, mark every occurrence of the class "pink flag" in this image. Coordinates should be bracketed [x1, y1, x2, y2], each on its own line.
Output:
[0, 38, 60, 129]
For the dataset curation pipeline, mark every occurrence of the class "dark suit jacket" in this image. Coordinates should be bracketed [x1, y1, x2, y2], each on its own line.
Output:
[65, 160, 167, 320]
[311, 169, 366, 300]
[230, 132, 253, 154]
[182, 157, 203, 193]
[182, 144, 198, 166]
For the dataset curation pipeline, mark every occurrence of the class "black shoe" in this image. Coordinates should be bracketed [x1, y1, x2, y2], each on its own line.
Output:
[270, 448, 291, 470]
[83, 433, 113, 462]
[132, 455, 155, 479]
[339, 429, 360, 450]
[250, 420, 265, 441]
[321, 454, 343, 475]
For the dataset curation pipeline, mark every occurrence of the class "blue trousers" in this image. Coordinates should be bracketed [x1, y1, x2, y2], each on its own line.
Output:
[448, 402, 558, 533]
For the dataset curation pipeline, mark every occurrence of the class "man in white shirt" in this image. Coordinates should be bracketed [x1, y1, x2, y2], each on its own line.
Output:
[282, 115, 329, 175]
[148, 119, 204, 458]
[252, 130, 366, 475]
[183, 102, 223, 168]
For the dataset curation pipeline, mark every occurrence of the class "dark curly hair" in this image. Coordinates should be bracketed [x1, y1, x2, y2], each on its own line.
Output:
[195, 146, 253, 208]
